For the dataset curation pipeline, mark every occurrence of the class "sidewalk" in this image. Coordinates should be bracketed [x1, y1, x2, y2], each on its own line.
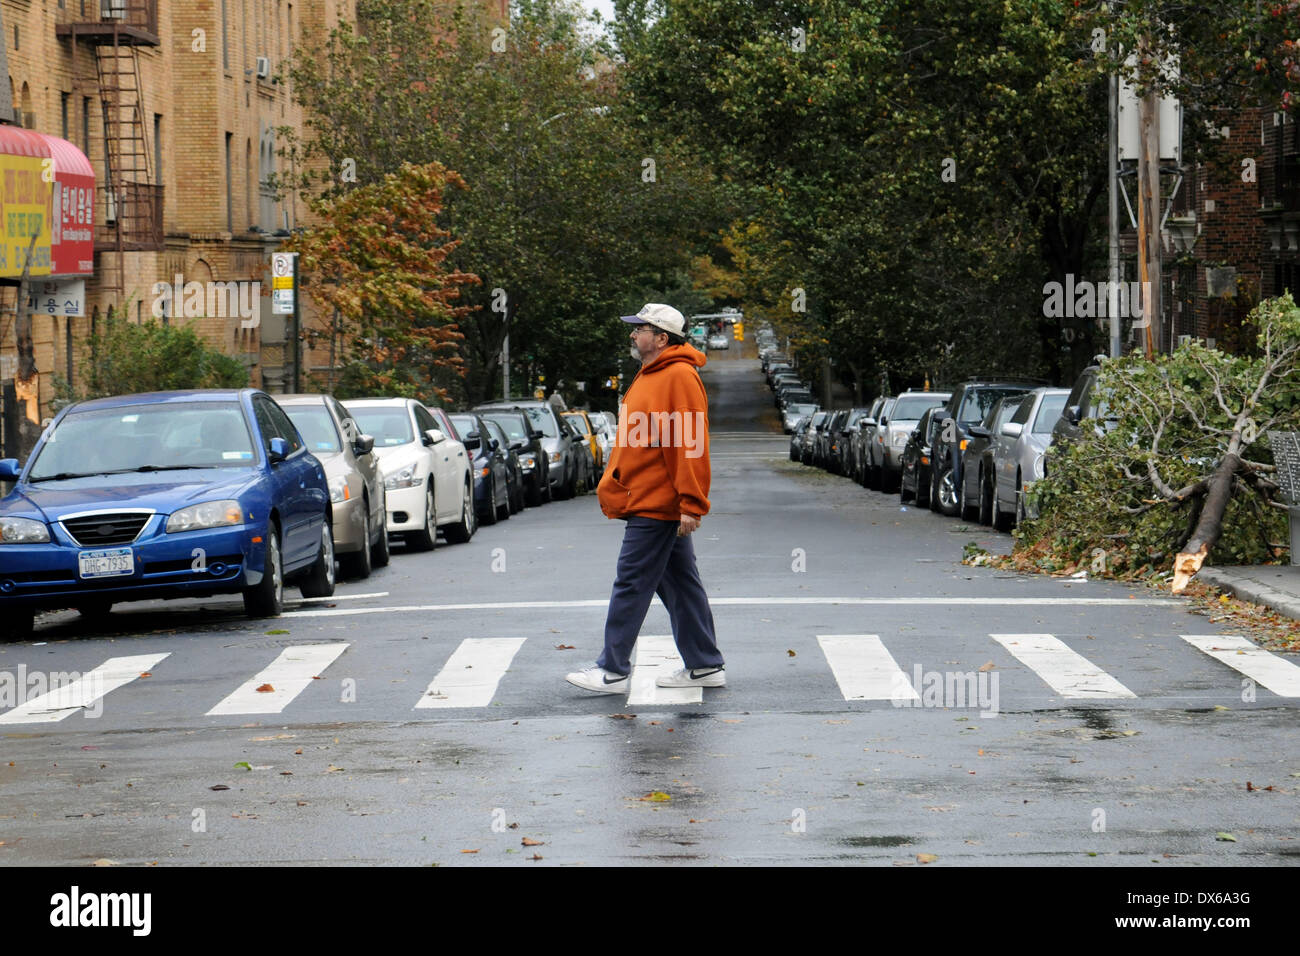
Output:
[1196, 565, 1300, 621]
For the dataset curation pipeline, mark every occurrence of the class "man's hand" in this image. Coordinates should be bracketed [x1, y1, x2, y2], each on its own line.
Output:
[678, 514, 700, 537]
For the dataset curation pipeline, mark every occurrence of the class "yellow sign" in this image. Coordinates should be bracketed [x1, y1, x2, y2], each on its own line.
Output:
[0, 155, 53, 278]
[272, 275, 294, 290]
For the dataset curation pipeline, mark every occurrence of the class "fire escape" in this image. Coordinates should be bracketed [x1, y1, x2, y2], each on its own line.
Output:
[57, 0, 163, 295]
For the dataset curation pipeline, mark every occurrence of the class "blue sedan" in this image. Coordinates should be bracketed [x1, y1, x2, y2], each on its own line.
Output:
[0, 389, 335, 640]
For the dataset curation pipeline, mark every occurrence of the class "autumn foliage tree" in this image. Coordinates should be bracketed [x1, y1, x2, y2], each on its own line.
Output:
[284, 162, 479, 402]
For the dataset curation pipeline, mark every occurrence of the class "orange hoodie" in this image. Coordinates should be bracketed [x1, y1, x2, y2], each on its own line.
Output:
[597, 345, 710, 521]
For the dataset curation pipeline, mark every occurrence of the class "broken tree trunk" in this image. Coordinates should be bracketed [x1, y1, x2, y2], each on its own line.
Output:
[1171, 452, 1241, 592]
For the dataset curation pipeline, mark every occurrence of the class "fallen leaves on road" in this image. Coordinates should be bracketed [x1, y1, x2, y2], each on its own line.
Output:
[139, 672, 152, 678]
[1215, 832, 1237, 842]
[977, 661, 996, 672]
[529, 853, 543, 861]
[554, 644, 575, 650]
[916, 853, 938, 864]
[90, 859, 118, 866]
[250, 734, 294, 741]
[233, 762, 251, 771]
[608, 714, 637, 720]
[209, 784, 230, 791]
[787, 649, 797, 657]
[255, 683, 275, 693]
[639, 791, 671, 802]
[461, 848, 479, 854]
[294, 748, 303, 755]
[521, 837, 544, 846]
[325, 764, 345, 773]
[1246, 782, 1275, 792]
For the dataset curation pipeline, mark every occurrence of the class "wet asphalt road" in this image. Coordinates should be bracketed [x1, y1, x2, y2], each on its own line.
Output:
[0, 350, 1297, 866]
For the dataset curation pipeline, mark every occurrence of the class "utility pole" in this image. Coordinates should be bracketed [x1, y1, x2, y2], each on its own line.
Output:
[1108, 60, 1121, 358]
[1135, 52, 1163, 359]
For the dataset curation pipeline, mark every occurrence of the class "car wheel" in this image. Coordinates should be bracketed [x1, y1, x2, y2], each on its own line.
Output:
[443, 481, 476, 544]
[899, 474, 913, 504]
[342, 508, 372, 579]
[299, 519, 337, 598]
[959, 474, 979, 521]
[1015, 472, 1027, 527]
[790, 445, 799, 462]
[496, 474, 511, 521]
[917, 468, 932, 509]
[979, 475, 994, 526]
[1, 607, 34, 642]
[243, 526, 284, 618]
[371, 512, 391, 568]
[542, 465, 554, 502]
[408, 482, 437, 551]
[481, 475, 499, 525]
[992, 485, 1015, 532]
[936, 466, 960, 517]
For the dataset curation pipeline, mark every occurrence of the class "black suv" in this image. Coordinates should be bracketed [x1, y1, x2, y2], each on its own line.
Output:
[473, 407, 551, 506]
[930, 381, 1038, 516]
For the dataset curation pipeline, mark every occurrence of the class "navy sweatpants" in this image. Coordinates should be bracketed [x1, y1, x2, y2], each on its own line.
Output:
[597, 516, 724, 677]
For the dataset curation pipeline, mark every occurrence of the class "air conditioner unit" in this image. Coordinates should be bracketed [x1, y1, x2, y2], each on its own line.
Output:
[1177, 334, 1192, 347]
[101, 0, 127, 20]
[105, 189, 117, 224]
[256, 56, 271, 79]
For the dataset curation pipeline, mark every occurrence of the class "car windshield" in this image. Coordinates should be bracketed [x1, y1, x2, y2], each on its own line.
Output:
[788, 403, 818, 416]
[1033, 393, 1070, 433]
[448, 416, 478, 442]
[892, 394, 947, 420]
[349, 407, 414, 446]
[958, 387, 1028, 424]
[29, 401, 255, 480]
[565, 415, 592, 435]
[283, 404, 341, 454]
[523, 407, 559, 438]
[481, 413, 529, 442]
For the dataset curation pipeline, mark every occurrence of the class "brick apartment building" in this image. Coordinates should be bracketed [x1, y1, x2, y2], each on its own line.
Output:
[0, 0, 347, 450]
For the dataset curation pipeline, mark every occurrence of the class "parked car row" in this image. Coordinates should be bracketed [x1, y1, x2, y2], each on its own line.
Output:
[790, 371, 1094, 534]
[0, 388, 613, 640]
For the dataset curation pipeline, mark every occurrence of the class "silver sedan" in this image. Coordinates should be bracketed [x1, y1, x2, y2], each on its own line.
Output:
[988, 387, 1071, 529]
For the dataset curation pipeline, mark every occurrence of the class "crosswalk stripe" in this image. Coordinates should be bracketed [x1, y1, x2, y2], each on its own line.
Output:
[1180, 635, 1300, 697]
[206, 643, 349, 716]
[415, 638, 526, 709]
[817, 635, 920, 702]
[628, 635, 702, 705]
[990, 633, 1136, 698]
[0, 653, 171, 724]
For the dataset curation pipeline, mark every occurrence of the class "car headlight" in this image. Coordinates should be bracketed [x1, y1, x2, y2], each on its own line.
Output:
[0, 516, 50, 543]
[1033, 453, 1045, 480]
[384, 465, 421, 489]
[328, 476, 352, 503]
[549, 451, 562, 463]
[891, 431, 907, 447]
[166, 500, 243, 533]
[519, 454, 535, 470]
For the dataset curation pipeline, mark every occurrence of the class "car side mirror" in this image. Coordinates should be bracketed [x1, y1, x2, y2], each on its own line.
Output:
[879, 416, 888, 426]
[0, 458, 21, 480]
[353, 434, 375, 456]
[862, 418, 876, 429]
[1064, 405, 1081, 425]
[268, 436, 289, 464]
[967, 425, 990, 439]
[1000, 422, 1024, 439]
[509, 439, 525, 451]
[529, 429, 544, 441]
[423, 428, 446, 447]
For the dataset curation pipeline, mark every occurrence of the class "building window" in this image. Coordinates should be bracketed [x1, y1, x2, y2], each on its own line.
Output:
[13, 26, 18, 52]
[61, 93, 71, 140]
[154, 113, 162, 186]
[222, 0, 230, 71]
[82, 96, 91, 153]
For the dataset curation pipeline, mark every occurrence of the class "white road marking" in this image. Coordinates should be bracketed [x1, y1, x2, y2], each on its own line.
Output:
[817, 634, 920, 702]
[627, 634, 702, 705]
[290, 591, 389, 604]
[287, 596, 1181, 618]
[415, 638, 526, 709]
[990, 633, 1136, 699]
[206, 643, 349, 716]
[0, 653, 171, 724]
[1181, 634, 1300, 697]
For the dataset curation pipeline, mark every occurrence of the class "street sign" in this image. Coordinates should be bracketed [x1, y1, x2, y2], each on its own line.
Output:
[27, 278, 86, 317]
[271, 252, 297, 315]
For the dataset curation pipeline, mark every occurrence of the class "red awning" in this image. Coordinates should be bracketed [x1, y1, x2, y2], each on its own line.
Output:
[0, 123, 52, 160]
[31, 131, 94, 177]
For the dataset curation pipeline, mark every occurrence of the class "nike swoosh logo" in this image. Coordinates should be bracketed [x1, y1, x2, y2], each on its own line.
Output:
[603, 674, 627, 684]
[690, 668, 723, 679]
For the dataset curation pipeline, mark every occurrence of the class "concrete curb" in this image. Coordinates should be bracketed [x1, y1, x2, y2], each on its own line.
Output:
[1196, 567, 1300, 622]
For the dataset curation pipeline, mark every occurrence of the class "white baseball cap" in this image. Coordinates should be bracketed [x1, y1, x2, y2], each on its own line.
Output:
[620, 303, 686, 337]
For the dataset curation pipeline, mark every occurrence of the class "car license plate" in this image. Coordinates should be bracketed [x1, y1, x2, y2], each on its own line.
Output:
[78, 548, 134, 579]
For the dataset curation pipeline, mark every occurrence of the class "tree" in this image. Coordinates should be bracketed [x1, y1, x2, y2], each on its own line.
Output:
[1021, 295, 1300, 586]
[57, 314, 248, 402]
[280, 0, 727, 404]
[283, 162, 478, 402]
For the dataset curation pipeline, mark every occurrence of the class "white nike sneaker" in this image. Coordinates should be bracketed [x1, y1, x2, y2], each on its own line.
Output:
[566, 666, 630, 695]
[655, 666, 726, 688]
